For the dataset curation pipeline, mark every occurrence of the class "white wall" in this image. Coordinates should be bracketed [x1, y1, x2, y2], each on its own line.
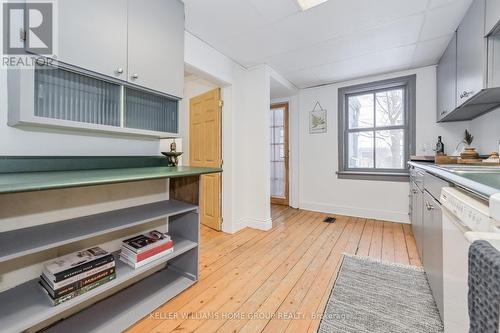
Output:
[298, 66, 469, 223]
[236, 66, 272, 230]
[183, 33, 272, 233]
[470, 107, 500, 154]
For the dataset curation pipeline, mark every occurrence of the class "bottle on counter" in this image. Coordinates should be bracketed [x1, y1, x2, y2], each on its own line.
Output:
[436, 136, 444, 154]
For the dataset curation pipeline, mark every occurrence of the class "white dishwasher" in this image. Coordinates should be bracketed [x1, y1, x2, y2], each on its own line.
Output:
[441, 187, 500, 333]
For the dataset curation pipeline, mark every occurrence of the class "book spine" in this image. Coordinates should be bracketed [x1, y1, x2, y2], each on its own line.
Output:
[52, 274, 116, 306]
[45, 261, 116, 289]
[136, 240, 173, 262]
[53, 254, 114, 282]
[51, 268, 115, 298]
[120, 247, 174, 268]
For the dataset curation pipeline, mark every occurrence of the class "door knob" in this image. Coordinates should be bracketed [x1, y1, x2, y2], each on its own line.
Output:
[425, 202, 434, 211]
[131, 74, 139, 79]
[116, 68, 124, 74]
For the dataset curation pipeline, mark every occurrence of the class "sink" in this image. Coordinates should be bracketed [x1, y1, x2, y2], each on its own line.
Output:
[438, 164, 500, 173]
[458, 173, 500, 191]
[433, 165, 500, 191]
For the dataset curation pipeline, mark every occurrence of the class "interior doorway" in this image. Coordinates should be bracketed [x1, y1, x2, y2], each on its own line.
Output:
[189, 88, 223, 231]
[270, 103, 289, 206]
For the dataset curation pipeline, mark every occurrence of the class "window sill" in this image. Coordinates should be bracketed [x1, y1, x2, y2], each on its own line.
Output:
[336, 171, 409, 182]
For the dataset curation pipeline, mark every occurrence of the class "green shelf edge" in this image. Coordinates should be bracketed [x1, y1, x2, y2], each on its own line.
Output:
[0, 166, 222, 194]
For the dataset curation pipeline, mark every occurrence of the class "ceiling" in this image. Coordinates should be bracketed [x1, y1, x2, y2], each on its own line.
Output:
[184, 0, 473, 89]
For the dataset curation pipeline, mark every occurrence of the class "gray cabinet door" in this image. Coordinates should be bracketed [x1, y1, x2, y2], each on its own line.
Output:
[127, 0, 185, 97]
[423, 192, 444, 320]
[410, 181, 424, 259]
[456, 0, 486, 107]
[437, 33, 457, 121]
[58, 0, 128, 79]
[486, 0, 500, 35]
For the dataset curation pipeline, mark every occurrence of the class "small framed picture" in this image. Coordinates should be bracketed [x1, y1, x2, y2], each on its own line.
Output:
[309, 108, 327, 134]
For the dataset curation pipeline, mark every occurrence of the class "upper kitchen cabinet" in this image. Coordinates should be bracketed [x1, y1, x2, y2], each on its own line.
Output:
[437, 33, 457, 121]
[57, 0, 185, 98]
[486, 0, 500, 36]
[58, 0, 128, 80]
[438, 0, 500, 122]
[128, 0, 185, 97]
[456, 0, 486, 107]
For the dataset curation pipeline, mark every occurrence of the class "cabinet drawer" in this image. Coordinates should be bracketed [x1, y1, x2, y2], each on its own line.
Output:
[424, 173, 450, 202]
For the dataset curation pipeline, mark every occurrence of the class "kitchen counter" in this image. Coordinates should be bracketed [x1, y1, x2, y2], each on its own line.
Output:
[408, 161, 500, 200]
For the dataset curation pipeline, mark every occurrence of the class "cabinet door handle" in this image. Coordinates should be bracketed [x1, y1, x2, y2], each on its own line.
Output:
[131, 74, 139, 79]
[412, 189, 418, 194]
[460, 90, 474, 99]
[425, 202, 435, 211]
[116, 68, 124, 74]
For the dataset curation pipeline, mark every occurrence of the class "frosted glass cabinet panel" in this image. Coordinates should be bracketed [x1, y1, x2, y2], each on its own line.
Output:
[8, 65, 179, 138]
[35, 67, 121, 126]
[125, 88, 179, 133]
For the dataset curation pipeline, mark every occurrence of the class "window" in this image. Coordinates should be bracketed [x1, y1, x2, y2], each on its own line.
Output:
[338, 75, 416, 181]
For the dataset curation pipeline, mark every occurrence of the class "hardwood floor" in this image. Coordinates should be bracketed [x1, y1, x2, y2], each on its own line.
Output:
[128, 205, 421, 333]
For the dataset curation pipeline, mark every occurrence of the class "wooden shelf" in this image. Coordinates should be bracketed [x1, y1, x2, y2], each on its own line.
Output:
[0, 200, 197, 263]
[0, 236, 197, 333]
[0, 166, 221, 194]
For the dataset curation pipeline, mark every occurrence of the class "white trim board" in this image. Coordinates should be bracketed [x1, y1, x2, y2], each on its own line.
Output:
[300, 201, 410, 224]
[229, 217, 273, 234]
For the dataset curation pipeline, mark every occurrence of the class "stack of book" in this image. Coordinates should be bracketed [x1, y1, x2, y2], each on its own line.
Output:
[39, 246, 116, 306]
[120, 230, 174, 269]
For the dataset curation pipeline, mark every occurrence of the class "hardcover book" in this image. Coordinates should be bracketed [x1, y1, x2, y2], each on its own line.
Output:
[40, 267, 116, 299]
[120, 247, 174, 269]
[122, 230, 171, 253]
[42, 261, 116, 290]
[121, 240, 173, 262]
[40, 274, 116, 306]
[43, 253, 115, 282]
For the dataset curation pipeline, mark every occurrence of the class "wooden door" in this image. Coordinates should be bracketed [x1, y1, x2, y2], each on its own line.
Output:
[270, 103, 289, 206]
[190, 89, 222, 230]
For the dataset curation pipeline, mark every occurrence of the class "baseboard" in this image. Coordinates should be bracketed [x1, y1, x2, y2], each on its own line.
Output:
[300, 201, 410, 224]
[229, 216, 273, 233]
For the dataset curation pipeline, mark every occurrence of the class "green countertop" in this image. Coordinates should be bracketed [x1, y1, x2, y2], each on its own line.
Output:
[0, 166, 222, 194]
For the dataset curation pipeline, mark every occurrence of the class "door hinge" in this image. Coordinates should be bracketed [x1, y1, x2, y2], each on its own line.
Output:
[19, 28, 27, 41]
[220, 159, 224, 167]
[218, 100, 224, 108]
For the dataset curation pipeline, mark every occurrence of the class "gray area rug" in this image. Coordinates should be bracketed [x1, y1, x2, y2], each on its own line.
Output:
[318, 255, 443, 333]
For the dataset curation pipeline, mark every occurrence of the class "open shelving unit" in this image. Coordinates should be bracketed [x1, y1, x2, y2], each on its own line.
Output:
[0, 157, 221, 333]
[0, 199, 197, 263]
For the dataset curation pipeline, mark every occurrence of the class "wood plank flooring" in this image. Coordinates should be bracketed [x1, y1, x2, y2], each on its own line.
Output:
[128, 205, 421, 333]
